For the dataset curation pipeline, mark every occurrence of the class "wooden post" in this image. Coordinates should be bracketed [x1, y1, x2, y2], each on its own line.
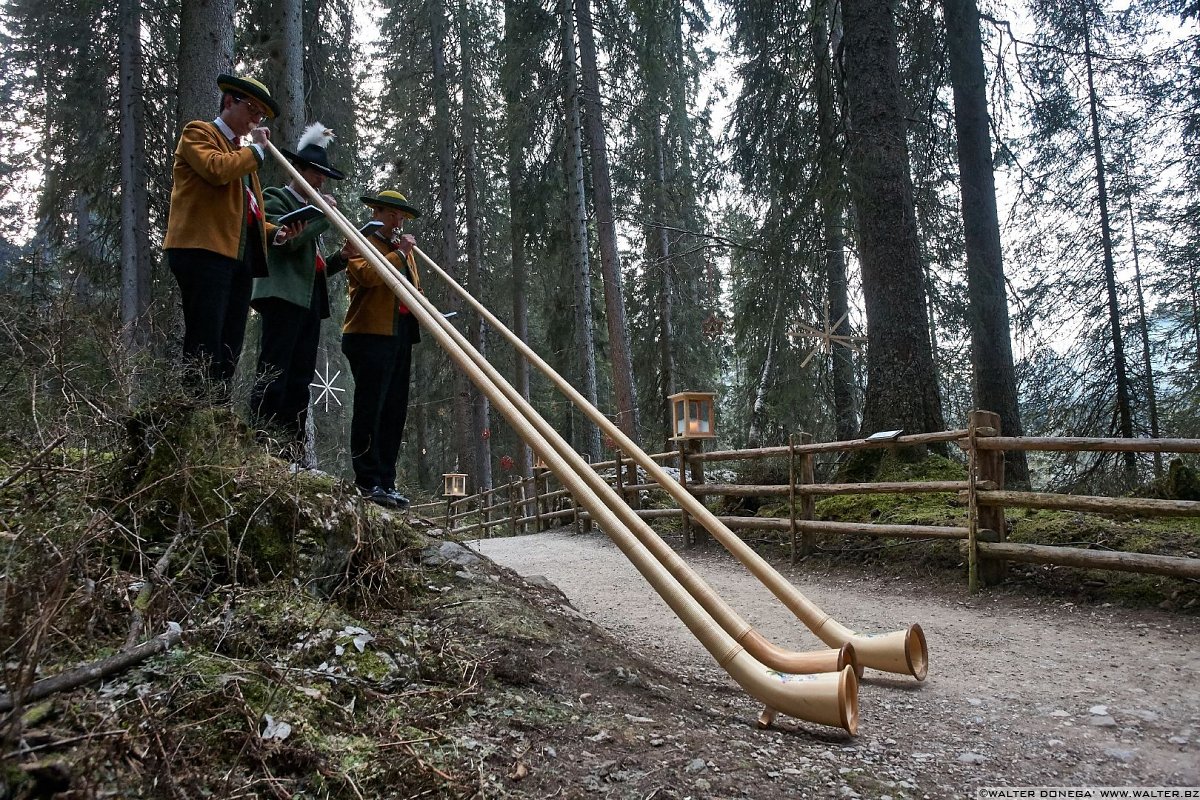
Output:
[689, 438, 708, 545]
[625, 456, 641, 510]
[508, 480, 518, 537]
[581, 454, 593, 534]
[799, 432, 815, 557]
[789, 434, 798, 563]
[678, 438, 692, 547]
[614, 450, 624, 504]
[534, 471, 546, 532]
[967, 419, 979, 592]
[970, 410, 1007, 586]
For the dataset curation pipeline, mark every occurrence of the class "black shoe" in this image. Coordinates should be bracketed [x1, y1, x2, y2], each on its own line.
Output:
[360, 485, 398, 508]
[385, 489, 410, 509]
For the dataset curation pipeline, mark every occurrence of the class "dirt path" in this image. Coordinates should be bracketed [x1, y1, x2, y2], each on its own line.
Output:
[469, 529, 1200, 794]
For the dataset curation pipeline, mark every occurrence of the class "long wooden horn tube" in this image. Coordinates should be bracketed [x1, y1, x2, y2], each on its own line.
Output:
[263, 141, 859, 731]
[264, 146, 850, 678]
[411, 245, 928, 680]
[364, 252, 850, 678]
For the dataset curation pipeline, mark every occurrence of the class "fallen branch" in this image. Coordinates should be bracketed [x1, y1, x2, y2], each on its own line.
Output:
[0, 434, 67, 493]
[126, 515, 191, 648]
[0, 627, 183, 713]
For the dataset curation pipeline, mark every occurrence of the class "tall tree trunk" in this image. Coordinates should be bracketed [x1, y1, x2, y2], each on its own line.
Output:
[1127, 191, 1161, 477]
[265, 0, 305, 152]
[461, 0, 492, 491]
[575, 0, 640, 449]
[177, 0, 235, 127]
[653, 120, 676, 444]
[841, 0, 946, 440]
[943, 0, 1028, 485]
[560, 0, 601, 461]
[815, 0, 857, 442]
[503, 0, 534, 480]
[431, 1, 470, 474]
[747, 300, 781, 449]
[1082, 15, 1137, 484]
[119, 0, 150, 352]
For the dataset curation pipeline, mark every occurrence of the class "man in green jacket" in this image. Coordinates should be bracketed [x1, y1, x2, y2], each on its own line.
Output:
[250, 123, 349, 460]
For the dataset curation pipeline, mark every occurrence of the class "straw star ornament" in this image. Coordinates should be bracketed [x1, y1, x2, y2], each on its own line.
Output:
[310, 358, 345, 412]
[789, 304, 866, 368]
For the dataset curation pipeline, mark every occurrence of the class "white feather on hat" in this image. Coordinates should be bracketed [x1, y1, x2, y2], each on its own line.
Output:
[297, 122, 334, 152]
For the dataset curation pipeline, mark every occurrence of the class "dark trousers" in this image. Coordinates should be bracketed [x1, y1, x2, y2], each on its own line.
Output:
[168, 248, 253, 399]
[342, 332, 412, 491]
[250, 293, 321, 443]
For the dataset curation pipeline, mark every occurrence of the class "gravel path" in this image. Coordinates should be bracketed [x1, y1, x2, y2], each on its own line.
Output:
[468, 529, 1200, 793]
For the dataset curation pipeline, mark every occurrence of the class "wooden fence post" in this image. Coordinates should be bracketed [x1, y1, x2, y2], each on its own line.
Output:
[689, 439, 708, 545]
[534, 471, 546, 532]
[508, 480, 518, 537]
[789, 435, 798, 563]
[799, 432, 815, 557]
[614, 451, 624, 504]
[678, 439, 692, 547]
[970, 410, 1006, 586]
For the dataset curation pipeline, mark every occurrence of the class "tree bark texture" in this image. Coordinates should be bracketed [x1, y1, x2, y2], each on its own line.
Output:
[1126, 193, 1162, 477]
[841, 0, 946, 437]
[575, 0, 641, 448]
[815, 0, 857, 442]
[119, 0, 150, 349]
[431, 1, 471, 474]
[503, 0, 536, 480]
[461, 0, 493, 491]
[177, 0, 235, 127]
[943, 0, 1028, 486]
[266, 0, 305, 152]
[653, 120, 676, 442]
[1082, 16, 1137, 483]
[747, 300, 780, 449]
[561, 0, 602, 461]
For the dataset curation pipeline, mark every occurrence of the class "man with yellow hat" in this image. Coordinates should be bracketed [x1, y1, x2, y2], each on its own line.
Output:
[341, 190, 422, 508]
[163, 73, 304, 398]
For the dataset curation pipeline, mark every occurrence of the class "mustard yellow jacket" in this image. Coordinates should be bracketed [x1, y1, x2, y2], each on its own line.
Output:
[163, 121, 275, 271]
[343, 234, 422, 343]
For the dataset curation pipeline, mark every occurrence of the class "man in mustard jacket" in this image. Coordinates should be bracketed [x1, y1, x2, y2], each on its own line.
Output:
[163, 73, 302, 398]
[250, 123, 349, 459]
[342, 190, 422, 508]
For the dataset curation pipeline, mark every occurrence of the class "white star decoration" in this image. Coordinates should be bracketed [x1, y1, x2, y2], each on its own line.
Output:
[310, 358, 346, 412]
[789, 303, 867, 368]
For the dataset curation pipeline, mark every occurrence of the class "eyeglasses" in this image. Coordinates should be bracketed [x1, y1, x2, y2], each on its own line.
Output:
[235, 97, 267, 122]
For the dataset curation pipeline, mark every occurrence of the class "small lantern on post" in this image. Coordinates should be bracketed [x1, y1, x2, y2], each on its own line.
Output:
[668, 391, 717, 546]
[668, 391, 717, 440]
[443, 473, 468, 530]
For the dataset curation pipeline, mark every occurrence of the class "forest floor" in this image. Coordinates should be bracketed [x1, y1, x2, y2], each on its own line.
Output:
[9, 472, 1200, 796]
[468, 528, 1200, 797]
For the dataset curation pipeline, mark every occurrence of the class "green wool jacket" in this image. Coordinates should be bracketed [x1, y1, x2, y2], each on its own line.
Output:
[251, 186, 347, 318]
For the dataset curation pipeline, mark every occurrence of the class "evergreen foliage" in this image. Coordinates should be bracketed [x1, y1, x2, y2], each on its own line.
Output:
[0, 0, 1195, 493]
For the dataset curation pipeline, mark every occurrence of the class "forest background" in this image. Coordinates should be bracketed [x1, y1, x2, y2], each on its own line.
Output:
[0, 0, 1197, 499]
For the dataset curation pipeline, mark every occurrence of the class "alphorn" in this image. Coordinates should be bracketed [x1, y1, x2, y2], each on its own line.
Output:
[413, 227, 928, 680]
[264, 140, 859, 733]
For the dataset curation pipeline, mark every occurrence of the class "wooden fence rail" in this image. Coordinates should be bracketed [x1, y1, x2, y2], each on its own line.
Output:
[414, 412, 1200, 592]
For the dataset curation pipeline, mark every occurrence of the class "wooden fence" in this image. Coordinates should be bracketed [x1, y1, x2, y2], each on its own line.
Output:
[409, 411, 1200, 591]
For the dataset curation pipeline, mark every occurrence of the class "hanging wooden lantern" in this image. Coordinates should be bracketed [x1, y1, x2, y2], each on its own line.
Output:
[443, 473, 468, 497]
[668, 391, 717, 440]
